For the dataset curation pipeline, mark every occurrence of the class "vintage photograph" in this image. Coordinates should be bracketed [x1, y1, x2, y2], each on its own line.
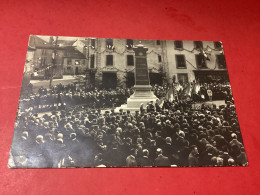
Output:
[8, 35, 247, 168]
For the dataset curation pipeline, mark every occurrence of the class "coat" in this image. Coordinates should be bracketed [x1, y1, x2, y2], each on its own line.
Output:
[154, 154, 171, 167]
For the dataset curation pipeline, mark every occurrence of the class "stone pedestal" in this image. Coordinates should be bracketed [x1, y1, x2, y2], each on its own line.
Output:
[127, 85, 157, 109]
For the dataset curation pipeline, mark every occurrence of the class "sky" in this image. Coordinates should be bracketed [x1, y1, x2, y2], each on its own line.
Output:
[38, 35, 86, 42]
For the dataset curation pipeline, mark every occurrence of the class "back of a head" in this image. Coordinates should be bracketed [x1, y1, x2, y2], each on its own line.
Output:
[165, 137, 172, 144]
[231, 133, 237, 139]
[156, 148, 163, 155]
[143, 149, 149, 157]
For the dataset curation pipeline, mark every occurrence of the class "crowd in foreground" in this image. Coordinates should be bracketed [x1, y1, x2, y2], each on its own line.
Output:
[10, 81, 247, 168]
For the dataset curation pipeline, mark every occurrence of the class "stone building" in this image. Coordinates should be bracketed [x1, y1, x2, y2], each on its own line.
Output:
[26, 36, 228, 88]
[62, 46, 87, 75]
[29, 35, 64, 79]
[80, 38, 227, 89]
[80, 38, 167, 89]
[164, 40, 228, 84]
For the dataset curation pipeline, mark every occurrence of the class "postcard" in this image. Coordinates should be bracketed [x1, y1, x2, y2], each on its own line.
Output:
[8, 35, 247, 168]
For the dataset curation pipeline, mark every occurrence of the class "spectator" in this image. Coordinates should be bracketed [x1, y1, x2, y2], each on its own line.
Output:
[154, 148, 171, 167]
[11, 82, 246, 168]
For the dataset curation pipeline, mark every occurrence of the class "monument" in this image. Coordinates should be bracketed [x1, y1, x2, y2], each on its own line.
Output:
[124, 43, 157, 111]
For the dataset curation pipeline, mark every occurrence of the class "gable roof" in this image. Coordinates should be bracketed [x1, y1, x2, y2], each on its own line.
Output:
[28, 35, 54, 49]
[64, 47, 86, 59]
[79, 40, 88, 45]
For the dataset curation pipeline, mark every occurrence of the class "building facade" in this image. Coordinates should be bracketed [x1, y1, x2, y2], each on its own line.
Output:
[82, 38, 167, 89]
[62, 46, 87, 75]
[81, 38, 227, 89]
[26, 36, 228, 89]
[165, 40, 227, 84]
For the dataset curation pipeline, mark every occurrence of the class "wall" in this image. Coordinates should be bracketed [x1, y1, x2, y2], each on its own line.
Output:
[165, 40, 226, 83]
[95, 38, 166, 87]
[63, 58, 87, 75]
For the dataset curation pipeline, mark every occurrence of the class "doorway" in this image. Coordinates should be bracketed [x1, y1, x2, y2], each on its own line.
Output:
[102, 72, 117, 89]
[75, 67, 79, 75]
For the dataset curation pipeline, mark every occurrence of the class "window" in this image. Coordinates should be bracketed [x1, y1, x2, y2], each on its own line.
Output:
[91, 39, 95, 48]
[40, 58, 46, 66]
[195, 54, 207, 69]
[75, 60, 80, 65]
[178, 73, 188, 84]
[126, 39, 133, 49]
[214, 41, 222, 49]
[106, 39, 113, 49]
[174, 41, 183, 49]
[67, 67, 71, 70]
[127, 55, 134, 66]
[158, 55, 162, 63]
[67, 58, 72, 65]
[156, 40, 161, 45]
[90, 54, 95, 68]
[106, 55, 113, 66]
[194, 41, 203, 49]
[82, 60, 85, 65]
[216, 54, 227, 69]
[175, 55, 186, 68]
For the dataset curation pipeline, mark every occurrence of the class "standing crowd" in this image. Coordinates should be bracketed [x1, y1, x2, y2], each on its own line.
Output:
[10, 82, 247, 168]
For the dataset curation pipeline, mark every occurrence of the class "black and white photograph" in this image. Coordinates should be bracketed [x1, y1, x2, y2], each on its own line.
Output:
[8, 35, 247, 168]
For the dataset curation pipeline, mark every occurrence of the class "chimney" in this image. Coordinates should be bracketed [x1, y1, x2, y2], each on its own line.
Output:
[49, 36, 54, 44]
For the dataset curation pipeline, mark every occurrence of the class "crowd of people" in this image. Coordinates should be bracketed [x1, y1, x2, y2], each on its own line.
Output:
[10, 81, 247, 168]
[193, 82, 233, 102]
[19, 83, 168, 113]
[176, 81, 233, 103]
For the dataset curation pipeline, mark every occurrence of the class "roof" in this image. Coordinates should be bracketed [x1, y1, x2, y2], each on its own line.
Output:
[79, 40, 88, 45]
[64, 47, 86, 59]
[28, 35, 53, 48]
[56, 40, 76, 47]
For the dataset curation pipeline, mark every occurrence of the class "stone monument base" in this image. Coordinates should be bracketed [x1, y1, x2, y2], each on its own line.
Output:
[116, 85, 157, 113]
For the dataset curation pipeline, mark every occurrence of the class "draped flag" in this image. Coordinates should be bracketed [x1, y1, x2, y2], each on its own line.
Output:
[166, 75, 176, 102]
[166, 84, 174, 102]
[184, 82, 191, 96]
[175, 83, 183, 92]
[200, 47, 210, 61]
[194, 81, 201, 94]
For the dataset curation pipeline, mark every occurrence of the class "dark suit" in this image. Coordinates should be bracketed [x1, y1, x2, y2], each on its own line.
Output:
[137, 156, 153, 167]
[154, 154, 171, 167]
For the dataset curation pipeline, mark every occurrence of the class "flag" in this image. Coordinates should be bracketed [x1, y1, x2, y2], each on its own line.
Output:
[200, 47, 210, 61]
[175, 83, 183, 92]
[166, 85, 174, 102]
[195, 82, 200, 94]
[184, 82, 191, 96]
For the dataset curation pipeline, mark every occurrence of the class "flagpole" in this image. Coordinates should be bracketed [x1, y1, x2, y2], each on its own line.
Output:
[49, 36, 58, 89]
